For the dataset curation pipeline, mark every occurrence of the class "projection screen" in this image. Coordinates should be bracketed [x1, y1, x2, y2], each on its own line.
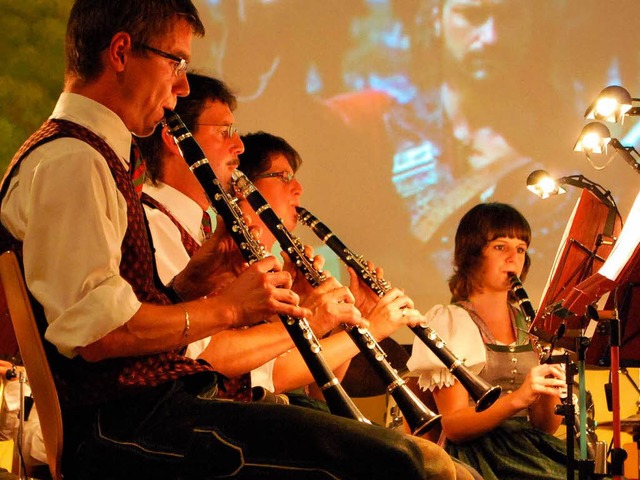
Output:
[189, 0, 640, 341]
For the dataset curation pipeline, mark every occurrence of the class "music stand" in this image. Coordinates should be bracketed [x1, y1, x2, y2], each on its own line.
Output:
[586, 217, 640, 369]
[544, 190, 640, 479]
[530, 188, 622, 479]
[531, 188, 621, 352]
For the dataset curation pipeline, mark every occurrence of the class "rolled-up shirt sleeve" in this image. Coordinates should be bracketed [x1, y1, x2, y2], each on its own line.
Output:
[407, 304, 486, 391]
[2, 138, 141, 358]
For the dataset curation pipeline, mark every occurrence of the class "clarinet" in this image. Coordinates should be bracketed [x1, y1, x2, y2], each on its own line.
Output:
[297, 207, 502, 413]
[234, 172, 441, 436]
[507, 272, 552, 363]
[163, 109, 368, 423]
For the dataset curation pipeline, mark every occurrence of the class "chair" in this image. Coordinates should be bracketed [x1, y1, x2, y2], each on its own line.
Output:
[0, 251, 63, 480]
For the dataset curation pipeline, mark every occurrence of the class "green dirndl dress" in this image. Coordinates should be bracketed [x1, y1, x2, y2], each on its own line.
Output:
[444, 302, 576, 480]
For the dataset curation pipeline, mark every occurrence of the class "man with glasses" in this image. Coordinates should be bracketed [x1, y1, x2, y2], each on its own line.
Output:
[138, 74, 411, 411]
[235, 131, 424, 406]
[139, 73, 358, 405]
[139, 72, 246, 294]
[0, 1, 457, 478]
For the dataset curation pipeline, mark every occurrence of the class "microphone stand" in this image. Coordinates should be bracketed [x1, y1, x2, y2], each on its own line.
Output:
[575, 334, 599, 479]
[547, 349, 579, 480]
[599, 308, 627, 479]
[545, 328, 600, 479]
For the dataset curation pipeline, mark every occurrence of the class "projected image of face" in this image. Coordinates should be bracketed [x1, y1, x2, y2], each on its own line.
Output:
[194, 0, 640, 318]
[439, 0, 532, 82]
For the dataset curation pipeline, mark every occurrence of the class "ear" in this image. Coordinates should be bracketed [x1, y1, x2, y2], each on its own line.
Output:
[107, 32, 133, 73]
[161, 125, 180, 154]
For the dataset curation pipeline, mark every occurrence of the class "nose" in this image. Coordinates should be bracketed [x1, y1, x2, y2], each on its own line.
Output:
[174, 72, 190, 98]
[231, 134, 245, 155]
[291, 177, 303, 196]
[505, 246, 518, 262]
[477, 16, 497, 47]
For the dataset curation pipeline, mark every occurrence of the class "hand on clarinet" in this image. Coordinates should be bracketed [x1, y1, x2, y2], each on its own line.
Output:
[512, 363, 566, 409]
[347, 262, 385, 317]
[302, 277, 367, 337]
[366, 287, 422, 341]
[215, 255, 312, 329]
[172, 216, 249, 300]
[0, 360, 17, 381]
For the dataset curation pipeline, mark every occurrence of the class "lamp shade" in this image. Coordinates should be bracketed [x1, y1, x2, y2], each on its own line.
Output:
[574, 122, 612, 153]
[526, 169, 566, 199]
[584, 85, 633, 123]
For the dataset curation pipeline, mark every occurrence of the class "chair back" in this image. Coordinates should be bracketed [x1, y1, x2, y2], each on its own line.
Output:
[0, 251, 63, 480]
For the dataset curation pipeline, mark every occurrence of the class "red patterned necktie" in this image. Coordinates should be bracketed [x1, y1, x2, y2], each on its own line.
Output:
[201, 210, 213, 238]
[130, 138, 146, 197]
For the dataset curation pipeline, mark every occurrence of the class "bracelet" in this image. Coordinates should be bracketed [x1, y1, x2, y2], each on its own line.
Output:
[178, 304, 190, 338]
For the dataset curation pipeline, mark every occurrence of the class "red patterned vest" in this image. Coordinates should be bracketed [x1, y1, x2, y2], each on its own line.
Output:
[141, 192, 252, 402]
[141, 192, 200, 257]
[0, 119, 215, 408]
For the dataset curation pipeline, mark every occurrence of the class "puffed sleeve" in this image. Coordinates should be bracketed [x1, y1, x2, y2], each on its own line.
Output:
[407, 304, 486, 391]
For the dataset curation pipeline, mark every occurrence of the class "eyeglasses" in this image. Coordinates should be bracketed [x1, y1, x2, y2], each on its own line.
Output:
[195, 123, 239, 139]
[253, 171, 295, 184]
[140, 44, 188, 77]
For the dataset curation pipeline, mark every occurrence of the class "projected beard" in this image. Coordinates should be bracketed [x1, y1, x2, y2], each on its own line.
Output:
[372, 0, 586, 302]
[439, 0, 533, 86]
[385, 0, 562, 250]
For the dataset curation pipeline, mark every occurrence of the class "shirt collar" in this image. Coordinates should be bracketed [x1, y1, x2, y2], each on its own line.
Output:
[50, 92, 133, 168]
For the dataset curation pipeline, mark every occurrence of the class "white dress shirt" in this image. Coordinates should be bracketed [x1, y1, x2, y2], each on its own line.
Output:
[143, 182, 207, 285]
[0, 92, 141, 358]
[143, 181, 276, 392]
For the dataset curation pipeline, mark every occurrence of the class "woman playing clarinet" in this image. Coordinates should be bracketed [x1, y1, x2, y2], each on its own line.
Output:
[408, 202, 572, 479]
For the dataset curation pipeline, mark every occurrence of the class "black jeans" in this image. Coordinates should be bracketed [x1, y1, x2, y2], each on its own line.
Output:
[61, 376, 427, 479]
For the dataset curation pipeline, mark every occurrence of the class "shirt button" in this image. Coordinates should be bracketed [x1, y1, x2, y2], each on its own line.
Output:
[511, 357, 518, 363]
[508, 346, 516, 352]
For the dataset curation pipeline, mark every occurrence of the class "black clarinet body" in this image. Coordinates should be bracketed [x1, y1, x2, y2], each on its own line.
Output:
[508, 272, 537, 325]
[507, 272, 553, 363]
[234, 172, 441, 435]
[297, 207, 502, 413]
[163, 109, 368, 422]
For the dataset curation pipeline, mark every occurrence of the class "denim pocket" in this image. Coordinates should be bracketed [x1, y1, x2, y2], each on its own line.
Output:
[182, 428, 244, 478]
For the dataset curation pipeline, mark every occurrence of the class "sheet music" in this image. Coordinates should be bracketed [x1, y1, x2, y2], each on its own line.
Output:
[599, 190, 640, 282]
[537, 195, 582, 307]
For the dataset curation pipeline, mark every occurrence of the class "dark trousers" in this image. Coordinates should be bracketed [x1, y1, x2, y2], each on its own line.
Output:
[61, 376, 427, 479]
